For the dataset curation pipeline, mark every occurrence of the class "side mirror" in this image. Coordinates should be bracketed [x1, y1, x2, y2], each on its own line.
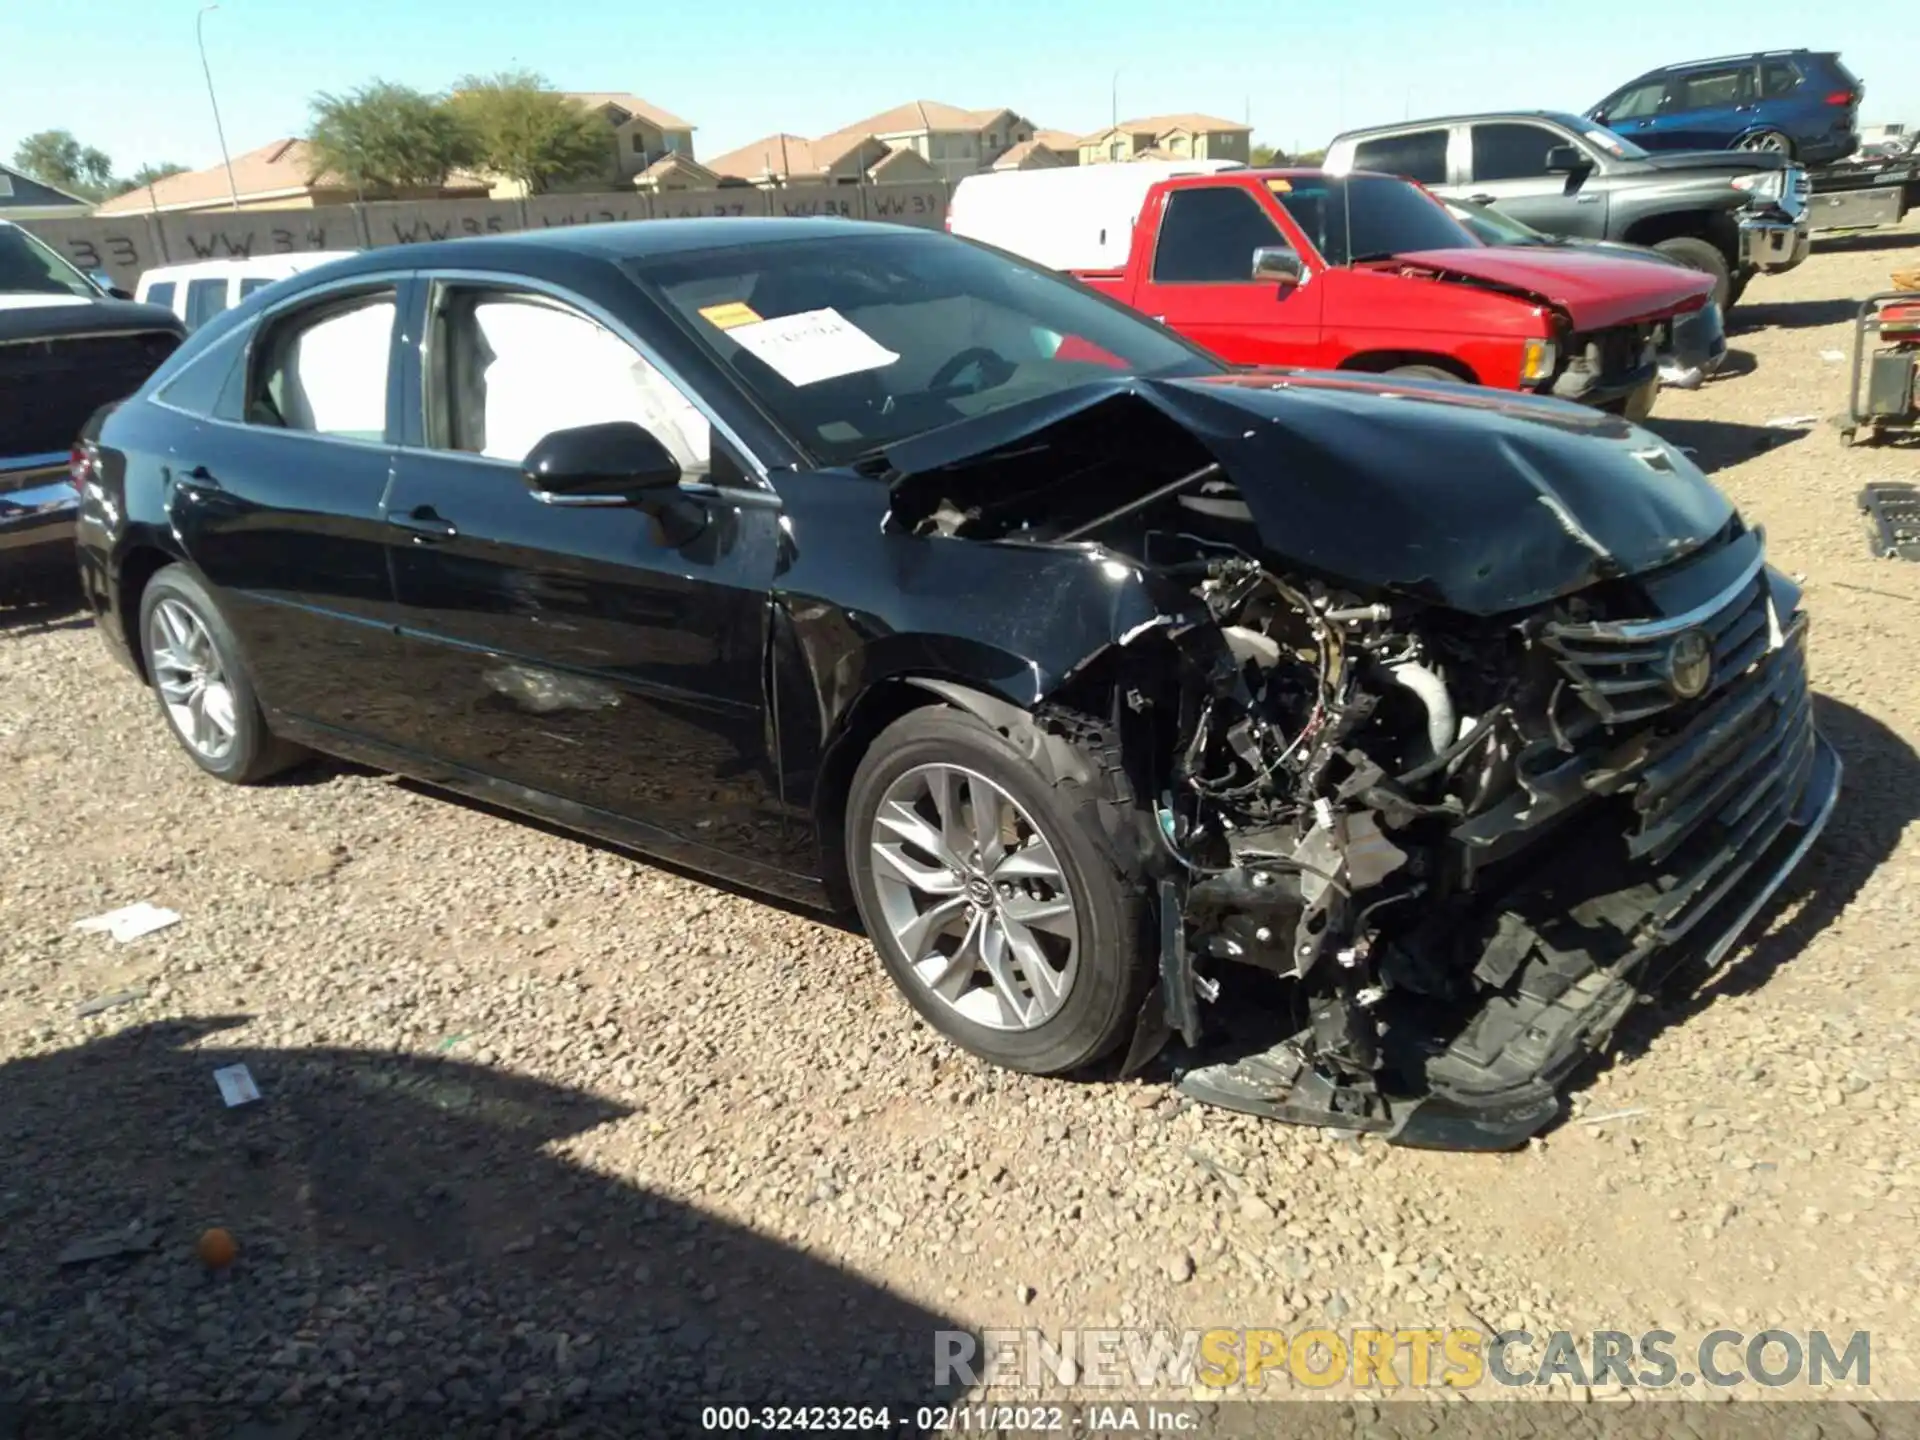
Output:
[89, 270, 133, 300]
[1252, 245, 1305, 285]
[1545, 145, 1590, 175]
[1589, 109, 1608, 126]
[522, 421, 683, 506]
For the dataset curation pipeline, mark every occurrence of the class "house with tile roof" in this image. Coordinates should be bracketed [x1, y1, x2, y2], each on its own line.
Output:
[827, 101, 1040, 181]
[559, 92, 697, 179]
[1075, 113, 1252, 166]
[704, 131, 937, 188]
[93, 139, 490, 215]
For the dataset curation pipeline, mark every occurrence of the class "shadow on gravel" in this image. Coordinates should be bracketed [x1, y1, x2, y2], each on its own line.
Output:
[1612, 694, 1920, 1060]
[0, 1018, 962, 1433]
[1643, 416, 1812, 473]
[1729, 297, 1864, 332]
[1707, 347, 1758, 380]
[1814, 229, 1920, 256]
[0, 578, 88, 636]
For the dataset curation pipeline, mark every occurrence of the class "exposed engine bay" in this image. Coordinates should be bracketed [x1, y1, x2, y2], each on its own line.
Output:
[882, 377, 1842, 1150]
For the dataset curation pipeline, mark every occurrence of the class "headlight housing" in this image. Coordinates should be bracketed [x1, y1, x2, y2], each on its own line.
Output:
[1520, 337, 1559, 383]
[1731, 171, 1783, 198]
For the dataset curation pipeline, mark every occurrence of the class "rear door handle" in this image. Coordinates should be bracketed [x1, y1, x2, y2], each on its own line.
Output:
[176, 464, 223, 491]
[389, 504, 458, 542]
[1469, 193, 1497, 206]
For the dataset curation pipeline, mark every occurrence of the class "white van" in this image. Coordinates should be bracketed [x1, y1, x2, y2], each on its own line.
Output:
[946, 159, 1246, 273]
[135, 252, 359, 332]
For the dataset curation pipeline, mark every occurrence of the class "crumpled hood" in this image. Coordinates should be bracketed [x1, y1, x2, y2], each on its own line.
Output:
[883, 372, 1734, 618]
[1385, 246, 1713, 330]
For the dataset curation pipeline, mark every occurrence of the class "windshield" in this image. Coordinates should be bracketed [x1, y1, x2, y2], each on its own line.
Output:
[1445, 199, 1551, 246]
[1269, 174, 1479, 264]
[0, 224, 99, 298]
[629, 231, 1221, 465]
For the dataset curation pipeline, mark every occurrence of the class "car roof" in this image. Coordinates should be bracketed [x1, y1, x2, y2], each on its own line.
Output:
[307, 216, 913, 280]
[1649, 49, 1822, 73]
[1332, 110, 1591, 141]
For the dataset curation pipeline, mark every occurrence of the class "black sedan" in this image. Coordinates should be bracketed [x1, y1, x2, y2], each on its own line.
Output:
[75, 218, 1839, 1149]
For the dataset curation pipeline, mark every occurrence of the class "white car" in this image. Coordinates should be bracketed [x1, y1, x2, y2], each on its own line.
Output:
[135, 253, 359, 332]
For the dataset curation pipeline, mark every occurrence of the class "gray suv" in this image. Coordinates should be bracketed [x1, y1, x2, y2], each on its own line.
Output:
[1326, 110, 1810, 311]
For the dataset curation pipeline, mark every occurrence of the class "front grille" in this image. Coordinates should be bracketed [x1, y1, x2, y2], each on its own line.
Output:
[1540, 548, 1773, 725]
[0, 330, 178, 459]
[1634, 620, 1817, 943]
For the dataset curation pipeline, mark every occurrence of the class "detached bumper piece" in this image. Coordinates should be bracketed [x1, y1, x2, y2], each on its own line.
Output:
[1860, 482, 1920, 562]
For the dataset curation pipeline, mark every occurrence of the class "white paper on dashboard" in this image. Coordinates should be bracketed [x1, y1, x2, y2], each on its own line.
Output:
[725, 308, 899, 388]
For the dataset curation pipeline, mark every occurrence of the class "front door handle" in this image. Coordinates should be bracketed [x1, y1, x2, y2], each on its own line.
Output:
[176, 464, 223, 491]
[1469, 193, 1497, 206]
[389, 505, 458, 542]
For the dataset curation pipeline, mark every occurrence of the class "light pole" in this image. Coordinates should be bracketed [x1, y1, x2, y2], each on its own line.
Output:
[1111, 69, 1120, 132]
[196, 4, 240, 209]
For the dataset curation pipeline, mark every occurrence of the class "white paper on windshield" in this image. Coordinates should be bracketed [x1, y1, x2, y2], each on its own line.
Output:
[726, 307, 898, 388]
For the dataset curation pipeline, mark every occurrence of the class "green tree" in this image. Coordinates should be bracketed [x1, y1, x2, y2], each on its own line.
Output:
[1294, 147, 1328, 167]
[306, 80, 474, 194]
[12, 129, 115, 197]
[450, 70, 614, 195]
[1250, 143, 1288, 166]
[113, 162, 191, 198]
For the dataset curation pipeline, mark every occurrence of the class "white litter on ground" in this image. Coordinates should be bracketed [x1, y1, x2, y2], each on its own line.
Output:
[212, 1064, 261, 1107]
[72, 902, 181, 944]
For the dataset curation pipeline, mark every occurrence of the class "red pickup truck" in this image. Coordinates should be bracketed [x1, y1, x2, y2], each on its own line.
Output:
[948, 164, 1714, 417]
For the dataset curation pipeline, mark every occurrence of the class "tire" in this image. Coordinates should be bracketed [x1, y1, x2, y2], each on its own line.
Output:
[1727, 270, 1752, 309]
[1652, 236, 1733, 313]
[1738, 129, 1794, 159]
[1386, 364, 1463, 383]
[845, 705, 1152, 1076]
[137, 563, 304, 784]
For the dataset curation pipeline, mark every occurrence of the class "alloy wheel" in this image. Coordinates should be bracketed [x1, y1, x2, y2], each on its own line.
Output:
[867, 762, 1080, 1031]
[1739, 131, 1790, 155]
[148, 597, 239, 762]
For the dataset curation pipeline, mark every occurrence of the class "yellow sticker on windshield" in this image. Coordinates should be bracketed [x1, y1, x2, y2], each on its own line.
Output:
[699, 301, 762, 330]
[1265, 178, 1293, 194]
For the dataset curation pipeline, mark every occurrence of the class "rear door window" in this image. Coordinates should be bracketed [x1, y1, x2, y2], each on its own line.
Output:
[1470, 123, 1566, 182]
[1350, 129, 1450, 184]
[1675, 64, 1756, 111]
[248, 289, 398, 440]
[239, 277, 274, 300]
[1150, 186, 1287, 283]
[184, 278, 230, 331]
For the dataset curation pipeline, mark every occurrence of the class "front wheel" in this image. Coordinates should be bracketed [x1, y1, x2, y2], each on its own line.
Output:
[845, 706, 1151, 1075]
[1386, 364, 1463, 383]
[1651, 236, 1733, 312]
[137, 564, 304, 784]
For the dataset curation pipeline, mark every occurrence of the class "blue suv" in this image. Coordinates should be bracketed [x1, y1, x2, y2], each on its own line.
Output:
[1589, 50, 1862, 166]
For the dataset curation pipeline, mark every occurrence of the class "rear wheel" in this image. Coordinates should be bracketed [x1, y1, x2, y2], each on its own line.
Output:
[1385, 364, 1463, 383]
[1738, 129, 1794, 158]
[138, 564, 304, 784]
[1652, 236, 1733, 312]
[845, 706, 1151, 1075]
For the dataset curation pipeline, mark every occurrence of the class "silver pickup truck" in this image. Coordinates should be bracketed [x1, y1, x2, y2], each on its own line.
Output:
[1, 221, 182, 600]
[1326, 110, 1811, 313]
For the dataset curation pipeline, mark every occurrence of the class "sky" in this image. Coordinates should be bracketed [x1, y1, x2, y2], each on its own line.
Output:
[2, 0, 1913, 179]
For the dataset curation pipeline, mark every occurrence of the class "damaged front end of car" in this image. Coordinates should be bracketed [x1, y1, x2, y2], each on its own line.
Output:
[878, 373, 1843, 1151]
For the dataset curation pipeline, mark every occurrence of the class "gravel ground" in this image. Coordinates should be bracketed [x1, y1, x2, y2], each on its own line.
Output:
[3, 224, 1919, 1431]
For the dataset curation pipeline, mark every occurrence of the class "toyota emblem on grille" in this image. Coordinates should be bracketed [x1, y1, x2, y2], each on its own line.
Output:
[1667, 630, 1713, 699]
